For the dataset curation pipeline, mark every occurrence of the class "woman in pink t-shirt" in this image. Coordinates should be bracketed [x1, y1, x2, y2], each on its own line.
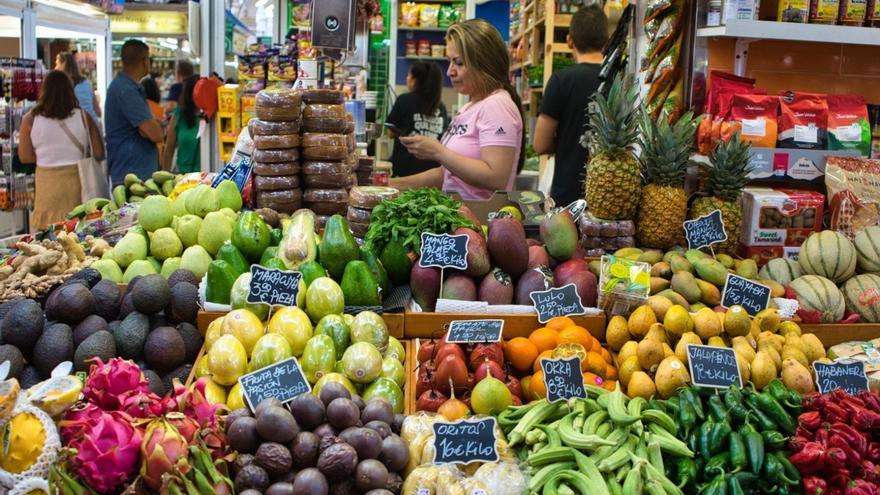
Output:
[391, 19, 525, 200]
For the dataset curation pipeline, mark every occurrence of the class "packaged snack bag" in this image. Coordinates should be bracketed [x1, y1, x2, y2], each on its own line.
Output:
[729, 94, 779, 148]
[778, 91, 828, 150]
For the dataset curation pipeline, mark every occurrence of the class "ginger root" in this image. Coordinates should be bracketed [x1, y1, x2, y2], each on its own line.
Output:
[58, 231, 85, 262]
[85, 236, 111, 258]
[7, 251, 62, 282]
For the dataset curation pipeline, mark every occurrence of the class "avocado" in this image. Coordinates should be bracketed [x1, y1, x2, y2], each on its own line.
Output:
[341, 261, 380, 307]
[131, 274, 171, 315]
[145, 326, 185, 372]
[19, 366, 42, 387]
[177, 322, 203, 363]
[299, 260, 328, 287]
[319, 215, 361, 280]
[143, 369, 166, 396]
[162, 363, 193, 393]
[168, 282, 199, 323]
[68, 267, 102, 289]
[1, 299, 44, 356]
[118, 293, 136, 320]
[168, 269, 198, 288]
[91, 280, 122, 322]
[73, 315, 108, 347]
[379, 240, 412, 286]
[0, 298, 24, 322]
[32, 323, 74, 377]
[259, 246, 280, 267]
[206, 260, 238, 305]
[107, 320, 121, 333]
[149, 313, 168, 330]
[45, 284, 94, 324]
[360, 247, 390, 294]
[113, 312, 149, 361]
[74, 330, 116, 372]
[0, 345, 25, 378]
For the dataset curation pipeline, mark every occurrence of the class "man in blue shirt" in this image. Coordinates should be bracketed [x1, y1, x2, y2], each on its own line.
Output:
[105, 39, 164, 186]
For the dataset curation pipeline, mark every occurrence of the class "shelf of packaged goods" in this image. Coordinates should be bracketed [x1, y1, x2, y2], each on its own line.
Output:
[398, 26, 448, 32]
[400, 55, 449, 61]
[696, 19, 880, 46]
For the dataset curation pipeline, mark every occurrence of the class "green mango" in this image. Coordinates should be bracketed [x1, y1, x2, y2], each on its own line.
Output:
[206, 259, 238, 305]
[361, 247, 390, 294]
[341, 260, 380, 307]
[301, 334, 337, 384]
[217, 241, 249, 277]
[318, 215, 360, 280]
[231, 211, 271, 262]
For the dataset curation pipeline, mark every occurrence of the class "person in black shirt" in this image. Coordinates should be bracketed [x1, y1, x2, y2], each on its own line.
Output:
[533, 6, 608, 207]
[386, 61, 448, 177]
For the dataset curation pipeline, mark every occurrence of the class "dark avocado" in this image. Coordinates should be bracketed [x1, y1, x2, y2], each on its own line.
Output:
[131, 274, 170, 315]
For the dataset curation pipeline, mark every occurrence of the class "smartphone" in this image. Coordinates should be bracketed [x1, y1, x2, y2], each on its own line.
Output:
[384, 122, 410, 137]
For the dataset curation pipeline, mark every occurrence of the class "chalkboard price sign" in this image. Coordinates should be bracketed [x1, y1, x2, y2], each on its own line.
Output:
[541, 356, 587, 403]
[529, 283, 587, 324]
[683, 209, 728, 250]
[687, 344, 743, 389]
[721, 274, 772, 316]
[419, 233, 469, 270]
[247, 265, 303, 307]
[238, 357, 311, 411]
[813, 360, 869, 395]
[432, 418, 499, 464]
[446, 319, 504, 343]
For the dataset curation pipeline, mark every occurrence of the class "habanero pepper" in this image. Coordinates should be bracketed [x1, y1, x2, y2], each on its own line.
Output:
[828, 468, 853, 491]
[803, 392, 826, 412]
[845, 479, 877, 495]
[815, 428, 831, 447]
[824, 402, 850, 423]
[829, 435, 860, 468]
[803, 476, 828, 495]
[709, 394, 729, 422]
[862, 460, 880, 483]
[754, 392, 796, 434]
[831, 423, 868, 457]
[800, 411, 823, 431]
[790, 435, 811, 453]
[742, 423, 765, 475]
[797, 425, 817, 441]
[789, 441, 828, 474]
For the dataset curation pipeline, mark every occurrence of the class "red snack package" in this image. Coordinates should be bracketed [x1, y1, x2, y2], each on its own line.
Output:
[729, 94, 780, 148]
[778, 91, 828, 150]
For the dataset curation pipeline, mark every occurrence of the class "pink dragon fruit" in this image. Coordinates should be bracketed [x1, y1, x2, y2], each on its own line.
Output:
[165, 412, 199, 444]
[120, 390, 166, 419]
[140, 417, 190, 490]
[82, 358, 150, 411]
[59, 402, 105, 445]
[166, 378, 223, 429]
[68, 409, 143, 494]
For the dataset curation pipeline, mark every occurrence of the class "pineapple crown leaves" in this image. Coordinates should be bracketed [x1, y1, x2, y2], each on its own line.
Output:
[585, 75, 640, 156]
[702, 132, 754, 201]
[637, 109, 699, 186]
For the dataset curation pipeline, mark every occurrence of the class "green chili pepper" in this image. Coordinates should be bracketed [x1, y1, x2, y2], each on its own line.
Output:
[678, 394, 697, 436]
[728, 475, 746, 495]
[710, 420, 732, 455]
[724, 387, 749, 423]
[675, 457, 697, 488]
[728, 431, 747, 472]
[708, 394, 728, 422]
[754, 392, 796, 434]
[744, 395, 777, 431]
[762, 452, 786, 484]
[683, 387, 705, 420]
[765, 379, 789, 403]
[731, 471, 759, 490]
[700, 420, 715, 461]
[760, 430, 787, 449]
[742, 423, 764, 475]
[687, 428, 699, 453]
[703, 473, 728, 495]
[704, 452, 731, 478]
[773, 451, 801, 485]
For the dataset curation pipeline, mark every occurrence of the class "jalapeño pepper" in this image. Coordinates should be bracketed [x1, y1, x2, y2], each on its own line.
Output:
[728, 475, 746, 495]
[700, 420, 715, 461]
[761, 430, 788, 449]
[679, 394, 697, 435]
[763, 452, 798, 486]
[754, 392, 796, 434]
[742, 423, 765, 474]
[744, 394, 777, 431]
[724, 386, 749, 423]
[687, 428, 699, 453]
[766, 379, 789, 403]
[729, 431, 747, 472]
[682, 387, 705, 420]
[731, 471, 759, 490]
[705, 452, 731, 478]
[709, 394, 729, 422]
[675, 457, 697, 488]
[703, 473, 728, 495]
[710, 419, 732, 455]
[773, 451, 801, 485]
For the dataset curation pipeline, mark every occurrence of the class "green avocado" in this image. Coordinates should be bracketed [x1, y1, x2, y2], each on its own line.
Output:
[260, 246, 280, 266]
[361, 247, 390, 294]
[205, 260, 238, 305]
[298, 260, 327, 287]
[318, 215, 361, 280]
[217, 242, 249, 276]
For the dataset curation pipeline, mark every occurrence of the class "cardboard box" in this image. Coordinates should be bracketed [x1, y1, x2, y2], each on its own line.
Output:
[740, 187, 825, 247]
[737, 244, 801, 266]
[448, 190, 546, 235]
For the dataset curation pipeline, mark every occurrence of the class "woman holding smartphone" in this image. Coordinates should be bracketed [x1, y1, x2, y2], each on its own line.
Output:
[385, 61, 447, 177]
[391, 19, 525, 200]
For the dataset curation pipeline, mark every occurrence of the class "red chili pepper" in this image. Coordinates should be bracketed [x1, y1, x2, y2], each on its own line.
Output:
[862, 460, 880, 483]
[844, 395, 868, 409]
[817, 428, 832, 447]
[832, 423, 869, 457]
[845, 479, 878, 495]
[799, 426, 818, 441]
[805, 393, 826, 412]
[805, 476, 829, 495]
[828, 447, 850, 470]
[854, 410, 880, 432]
[859, 392, 880, 413]
[791, 442, 829, 473]
[802, 411, 824, 430]
[830, 469, 854, 490]
[826, 403, 852, 423]
[868, 443, 880, 463]
[792, 435, 813, 452]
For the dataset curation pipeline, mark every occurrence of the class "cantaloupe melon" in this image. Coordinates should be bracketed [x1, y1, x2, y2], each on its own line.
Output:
[798, 230, 857, 283]
[843, 273, 880, 323]
[789, 275, 846, 323]
[854, 226, 880, 273]
[758, 258, 802, 287]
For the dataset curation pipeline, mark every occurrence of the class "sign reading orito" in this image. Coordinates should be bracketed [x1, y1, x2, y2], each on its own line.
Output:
[111, 10, 188, 35]
[432, 418, 499, 464]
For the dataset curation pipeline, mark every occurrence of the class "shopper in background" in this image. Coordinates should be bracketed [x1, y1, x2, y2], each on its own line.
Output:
[140, 76, 165, 122]
[105, 39, 163, 186]
[18, 71, 104, 230]
[386, 61, 448, 177]
[55, 51, 101, 126]
[162, 76, 200, 173]
[165, 59, 195, 114]
[533, 5, 608, 207]
[391, 19, 524, 200]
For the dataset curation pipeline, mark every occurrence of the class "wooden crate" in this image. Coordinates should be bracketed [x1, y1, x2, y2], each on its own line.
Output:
[403, 308, 607, 341]
[197, 310, 406, 338]
[802, 323, 880, 348]
[403, 339, 415, 415]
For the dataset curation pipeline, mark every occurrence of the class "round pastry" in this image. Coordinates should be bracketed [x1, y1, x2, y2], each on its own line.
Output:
[249, 118, 301, 136]
[255, 88, 302, 121]
[302, 160, 353, 175]
[255, 174, 301, 191]
[305, 202, 349, 216]
[253, 148, 300, 163]
[303, 117, 348, 133]
[303, 172, 355, 189]
[253, 133, 302, 150]
[302, 132, 349, 148]
[302, 89, 345, 104]
[303, 104, 346, 119]
[303, 188, 349, 204]
[348, 186, 400, 209]
[303, 146, 349, 161]
[253, 161, 301, 176]
[257, 188, 303, 203]
[346, 206, 373, 223]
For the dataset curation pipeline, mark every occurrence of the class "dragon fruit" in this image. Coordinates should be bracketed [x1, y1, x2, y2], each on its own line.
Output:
[82, 358, 149, 411]
[165, 412, 198, 444]
[68, 410, 142, 494]
[59, 403, 108, 445]
[120, 391, 166, 419]
[166, 378, 223, 429]
[140, 417, 189, 490]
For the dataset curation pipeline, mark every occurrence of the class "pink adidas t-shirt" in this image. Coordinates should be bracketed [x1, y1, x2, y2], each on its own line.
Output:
[440, 89, 522, 200]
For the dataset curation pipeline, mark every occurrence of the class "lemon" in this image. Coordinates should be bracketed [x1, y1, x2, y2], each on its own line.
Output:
[208, 334, 248, 386]
[499, 206, 523, 221]
[227, 382, 245, 410]
[268, 306, 314, 356]
[222, 309, 265, 356]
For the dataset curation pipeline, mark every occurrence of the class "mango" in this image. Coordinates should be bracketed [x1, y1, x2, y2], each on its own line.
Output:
[716, 253, 735, 269]
[668, 255, 693, 274]
[663, 248, 685, 264]
[685, 249, 708, 265]
[540, 210, 578, 260]
[671, 271, 702, 304]
[656, 290, 691, 311]
[628, 305, 657, 339]
[650, 277, 671, 294]
[646, 295, 673, 321]
[758, 278, 786, 298]
[694, 258, 729, 286]
[614, 247, 644, 260]
[675, 332, 702, 365]
[650, 262, 672, 279]
[637, 250, 664, 265]
[735, 259, 759, 279]
[695, 279, 721, 306]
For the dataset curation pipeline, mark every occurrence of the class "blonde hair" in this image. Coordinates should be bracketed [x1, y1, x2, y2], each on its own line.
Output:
[446, 19, 525, 172]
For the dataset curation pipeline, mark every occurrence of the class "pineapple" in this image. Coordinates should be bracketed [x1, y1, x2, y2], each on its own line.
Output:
[584, 77, 641, 220]
[690, 133, 753, 254]
[636, 110, 698, 249]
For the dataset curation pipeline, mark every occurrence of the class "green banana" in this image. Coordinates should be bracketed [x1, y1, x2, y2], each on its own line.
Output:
[152, 170, 175, 184]
[113, 184, 127, 206]
[144, 178, 161, 194]
[129, 195, 145, 202]
[123, 173, 140, 188]
[129, 183, 147, 196]
[66, 204, 86, 219]
[162, 179, 175, 196]
[84, 197, 109, 213]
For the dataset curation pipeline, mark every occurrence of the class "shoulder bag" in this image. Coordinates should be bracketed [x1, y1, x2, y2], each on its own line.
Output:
[59, 109, 109, 203]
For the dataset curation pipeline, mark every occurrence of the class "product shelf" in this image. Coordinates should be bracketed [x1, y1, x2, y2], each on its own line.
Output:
[803, 324, 880, 347]
[696, 19, 880, 46]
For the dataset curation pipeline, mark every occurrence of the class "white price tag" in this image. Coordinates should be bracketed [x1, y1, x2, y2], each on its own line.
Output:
[794, 124, 818, 143]
[837, 123, 862, 142]
[742, 118, 767, 137]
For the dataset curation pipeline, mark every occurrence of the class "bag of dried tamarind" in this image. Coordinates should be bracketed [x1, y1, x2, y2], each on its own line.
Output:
[778, 91, 828, 150]
[827, 94, 871, 156]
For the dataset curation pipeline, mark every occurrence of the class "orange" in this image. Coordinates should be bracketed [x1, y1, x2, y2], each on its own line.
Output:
[582, 372, 604, 388]
[584, 352, 607, 377]
[558, 325, 594, 350]
[546, 317, 576, 331]
[601, 379, 618, 391]
[529, 327, 559, 353]
[504, 337, 539, 372]
[534, 350, 553, 373]
[530, 371, 547, 399]
[605, 364, 618, 381]
[599, 347, 613, 364]
[521, 375, 532, 401]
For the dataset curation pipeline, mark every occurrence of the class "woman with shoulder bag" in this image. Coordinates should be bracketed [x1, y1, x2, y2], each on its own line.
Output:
[19, 70, 105, 230]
